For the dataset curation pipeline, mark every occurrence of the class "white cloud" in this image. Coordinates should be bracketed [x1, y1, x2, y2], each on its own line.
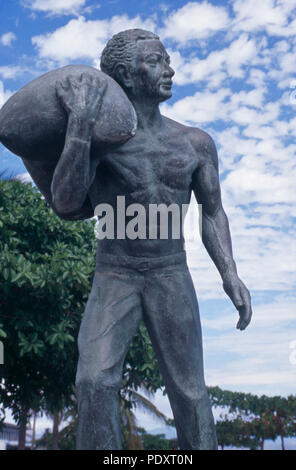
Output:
[255, 39, 296, 88]
[0, 32, 16, 47]
[278, 51, 296, 76]
[161, 88, 231, 124]
[223, 165, 295, 205]
[230, 101, 280, 126]
[22, 0, 87, 16]
[162, 85, 275, 127]
[167, 34, 259, 87]
[32, 15, 156, 64]
[247, 68, 267, 88]
[186, 201, 296, 299]
[232, 0, 296, 36]
[0, 81, 13, 107]
[159, 2, 296, 90]
[13, 172, 33, 183]
[159, 0, 296, 46]
[273, 39, 291, 53]
[160, 1, 230, 44]
[203, 295, 296, 395]
[230, 88, 267, 109]
[0, 66, 23, 79]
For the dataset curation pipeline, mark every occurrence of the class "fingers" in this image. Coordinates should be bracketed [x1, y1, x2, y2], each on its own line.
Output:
[79, 73, 107, 92]
[236, 319, 248, 331]
[55, 80, 69, 109]
[236, 317, 251, 330]
[223, 277, 252, 332]
[56, 79, 68, 96]
[236, 292, 252, 331]
[56, 73, 107, 95]
[99, 78, 108, 95]
[69, 76, 80, 90]
[236, 305, 252, 330]
[234, 283, 252, 331]
[55, 72, 107, 118]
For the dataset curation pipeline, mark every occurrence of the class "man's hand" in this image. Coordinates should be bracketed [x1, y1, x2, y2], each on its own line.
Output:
[52, 73, 107, 215]
[222, 273, 252, 331]
[56, 73, 107, 123]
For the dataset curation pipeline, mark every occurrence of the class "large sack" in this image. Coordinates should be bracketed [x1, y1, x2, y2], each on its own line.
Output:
[0, 64, 137, 161]
[0, 65, 137, 220]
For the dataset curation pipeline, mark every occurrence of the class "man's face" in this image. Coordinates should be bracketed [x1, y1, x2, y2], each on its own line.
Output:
[130, 39, 175, 103]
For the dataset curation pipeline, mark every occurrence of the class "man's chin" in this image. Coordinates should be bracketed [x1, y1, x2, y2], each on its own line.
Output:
[158, 88, 173, 102]
[136, 87, 173, 103]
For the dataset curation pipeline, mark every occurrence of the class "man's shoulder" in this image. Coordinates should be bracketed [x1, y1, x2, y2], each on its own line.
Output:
[163, 116, 217, 162]
[163, 116, 215, 147]
[186, 125, 217, 156]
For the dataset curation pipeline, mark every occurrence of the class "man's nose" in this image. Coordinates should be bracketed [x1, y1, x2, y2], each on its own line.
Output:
[163, 63, 175, 78]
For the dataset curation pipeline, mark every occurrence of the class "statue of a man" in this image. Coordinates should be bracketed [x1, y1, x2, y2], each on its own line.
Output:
[51, 29, 252, 450]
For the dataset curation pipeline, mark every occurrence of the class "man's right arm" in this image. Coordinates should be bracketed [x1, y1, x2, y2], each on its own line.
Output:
[190, 129, 252, 330]
[51, 73, 107, 216]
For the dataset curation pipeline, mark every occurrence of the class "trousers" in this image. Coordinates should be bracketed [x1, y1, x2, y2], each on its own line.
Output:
[75, 250, 217, 450]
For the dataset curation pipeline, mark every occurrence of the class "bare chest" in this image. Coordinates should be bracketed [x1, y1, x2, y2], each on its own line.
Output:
[100, 133, 197, 197]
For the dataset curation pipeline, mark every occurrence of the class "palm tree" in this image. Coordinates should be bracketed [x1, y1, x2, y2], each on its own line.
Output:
[120, 387, 172, 450]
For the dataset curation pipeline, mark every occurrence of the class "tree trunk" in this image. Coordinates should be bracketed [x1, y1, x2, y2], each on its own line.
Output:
[260, 439, 264, 450]
[52, 411, 59, 450]
[280, 434, 285, 451]
[18, 407, 28, 450]
[31, 411, 37, 450]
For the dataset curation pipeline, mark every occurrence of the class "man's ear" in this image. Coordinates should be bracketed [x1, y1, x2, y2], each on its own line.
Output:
[114, 64, 133, 90]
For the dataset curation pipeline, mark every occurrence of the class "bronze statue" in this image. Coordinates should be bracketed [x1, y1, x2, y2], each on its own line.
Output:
[0, 29, 252, 450]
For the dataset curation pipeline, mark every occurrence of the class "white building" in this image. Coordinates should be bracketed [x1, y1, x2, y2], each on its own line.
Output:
[0, 423, 32, 450]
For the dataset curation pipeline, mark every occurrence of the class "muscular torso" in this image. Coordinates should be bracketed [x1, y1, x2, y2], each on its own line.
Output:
[88, 117, 202, 257]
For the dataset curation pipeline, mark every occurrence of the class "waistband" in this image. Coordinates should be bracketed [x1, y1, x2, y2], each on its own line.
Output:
[96, 250, 187, 272]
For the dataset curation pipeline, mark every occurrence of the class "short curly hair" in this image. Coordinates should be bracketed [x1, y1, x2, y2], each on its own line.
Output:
[100, 29, 159, 83]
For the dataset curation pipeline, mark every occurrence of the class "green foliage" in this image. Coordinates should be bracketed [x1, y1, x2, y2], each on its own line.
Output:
[36, 424, 76, 451]
[215, 414, 260, 449]
[137, 427, 176, 450]
[0, 180, 163, 427]
[208, 386, 296, 449]
[0, 180, 97, 421]
[123, 322, 163, 394]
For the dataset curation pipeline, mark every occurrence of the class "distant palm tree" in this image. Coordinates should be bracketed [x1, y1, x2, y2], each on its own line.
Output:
[120, 388, 172, 450]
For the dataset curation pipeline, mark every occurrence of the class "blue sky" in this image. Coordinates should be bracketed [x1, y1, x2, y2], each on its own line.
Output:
[0, 0, 296, 438]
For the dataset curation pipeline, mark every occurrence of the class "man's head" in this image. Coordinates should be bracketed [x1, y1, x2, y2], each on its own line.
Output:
[100, 29, 175, 103]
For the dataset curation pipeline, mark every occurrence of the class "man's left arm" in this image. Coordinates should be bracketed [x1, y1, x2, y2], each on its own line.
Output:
[191, 131, 252, 330]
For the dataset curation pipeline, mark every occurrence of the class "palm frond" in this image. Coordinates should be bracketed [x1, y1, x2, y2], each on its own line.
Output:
[122, 405, 143, 450]
[129, 390, 169, 425]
